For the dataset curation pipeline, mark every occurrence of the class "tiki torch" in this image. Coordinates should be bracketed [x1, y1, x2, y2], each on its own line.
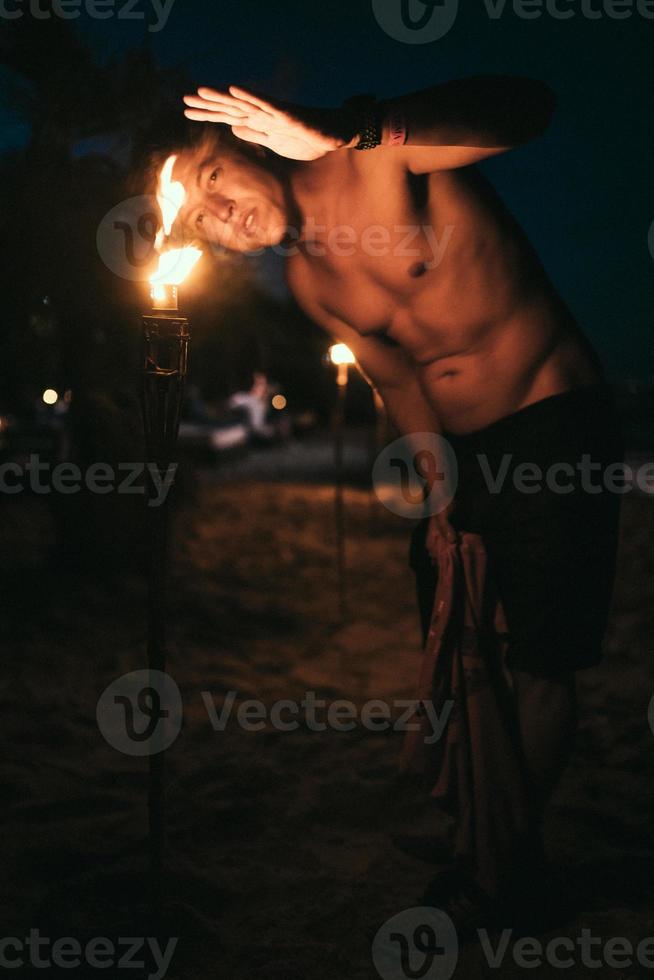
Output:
[141, 157, 201, 925]
[328, 343, 356, 622]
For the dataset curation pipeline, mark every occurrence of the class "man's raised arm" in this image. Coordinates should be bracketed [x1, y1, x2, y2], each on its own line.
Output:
[183, 75, 555, 168]
[379, 75, 555, 149]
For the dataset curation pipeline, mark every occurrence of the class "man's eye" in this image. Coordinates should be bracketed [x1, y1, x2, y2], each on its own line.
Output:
[209, 167, 222, 184]
[195, 212, 205, 227]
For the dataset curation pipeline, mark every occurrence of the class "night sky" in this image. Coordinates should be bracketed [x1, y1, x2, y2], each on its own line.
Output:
[2, 0, 653, 379]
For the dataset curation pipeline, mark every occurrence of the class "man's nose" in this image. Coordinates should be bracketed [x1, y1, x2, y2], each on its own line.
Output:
[215, 197, 236, 224]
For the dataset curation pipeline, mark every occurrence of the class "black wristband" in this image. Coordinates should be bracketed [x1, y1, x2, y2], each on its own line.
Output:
[341, 94, 381, 151]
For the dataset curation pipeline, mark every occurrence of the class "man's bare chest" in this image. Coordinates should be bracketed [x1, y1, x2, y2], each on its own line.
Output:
[295, 173, 460, 326]
[287, 163, 533, 361]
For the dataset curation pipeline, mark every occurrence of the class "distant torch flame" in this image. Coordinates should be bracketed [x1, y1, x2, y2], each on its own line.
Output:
[329, 343, 356, 366]
[150, 154, 202, 290]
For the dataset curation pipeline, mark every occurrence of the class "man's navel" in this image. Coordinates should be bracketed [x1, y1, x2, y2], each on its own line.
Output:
[408, 261, 427, 279]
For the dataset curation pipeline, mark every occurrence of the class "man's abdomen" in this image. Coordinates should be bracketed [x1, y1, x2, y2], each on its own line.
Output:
[416, 312, 601, 435]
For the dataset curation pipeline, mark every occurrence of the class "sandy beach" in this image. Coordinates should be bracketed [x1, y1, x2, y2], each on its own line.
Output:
[1, 438, 653, 978]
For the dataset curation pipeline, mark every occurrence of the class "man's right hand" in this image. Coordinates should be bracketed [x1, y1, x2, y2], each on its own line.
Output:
[425, 504, 458, 560]
[183, 86, 352, 161]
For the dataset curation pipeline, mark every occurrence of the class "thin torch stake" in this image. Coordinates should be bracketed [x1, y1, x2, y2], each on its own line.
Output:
[367, 388, 385, 535]
[333, 364, 348, 622]
[140, 307, 188, 929]
[147, 487, 167, 927]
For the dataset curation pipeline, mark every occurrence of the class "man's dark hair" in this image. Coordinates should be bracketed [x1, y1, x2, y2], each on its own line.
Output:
[132, 119, 269, 200]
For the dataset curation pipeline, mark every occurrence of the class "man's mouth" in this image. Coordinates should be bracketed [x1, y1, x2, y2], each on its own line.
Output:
[239, 207, 258, 237]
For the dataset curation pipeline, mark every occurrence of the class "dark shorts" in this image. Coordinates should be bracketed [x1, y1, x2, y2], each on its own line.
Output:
[410, 384, 624, 676]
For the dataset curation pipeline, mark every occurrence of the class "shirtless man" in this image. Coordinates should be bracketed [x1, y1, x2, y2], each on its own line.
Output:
[176, 76, 622, 923]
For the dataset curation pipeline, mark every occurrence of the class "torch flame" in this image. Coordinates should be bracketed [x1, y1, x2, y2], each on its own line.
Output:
[150, 245, 203, 286]
[154, 154, 185, 247]
[150, 154, 202, 287]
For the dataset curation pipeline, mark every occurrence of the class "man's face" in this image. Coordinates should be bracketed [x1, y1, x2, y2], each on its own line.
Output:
[172, 146, 288, 252]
